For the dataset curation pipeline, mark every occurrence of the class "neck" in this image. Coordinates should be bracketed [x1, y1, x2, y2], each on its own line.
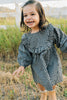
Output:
[31, 27, 40, 34]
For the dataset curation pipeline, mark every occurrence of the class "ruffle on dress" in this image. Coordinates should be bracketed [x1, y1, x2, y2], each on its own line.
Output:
[21, 32, 52, 54]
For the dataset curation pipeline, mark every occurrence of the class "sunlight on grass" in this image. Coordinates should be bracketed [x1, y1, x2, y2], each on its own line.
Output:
[0, 17, 15, 25]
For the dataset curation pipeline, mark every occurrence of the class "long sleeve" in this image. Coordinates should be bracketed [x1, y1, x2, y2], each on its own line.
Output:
[17, 34, 32, 68]
[54, 27, 67, 53]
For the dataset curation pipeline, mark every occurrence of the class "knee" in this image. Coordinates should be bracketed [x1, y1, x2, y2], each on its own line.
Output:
[37, 83, 48, 94]
[53, 85, 56, 89]
[48, 85, 56, 94]
[37, 83, 45, 91]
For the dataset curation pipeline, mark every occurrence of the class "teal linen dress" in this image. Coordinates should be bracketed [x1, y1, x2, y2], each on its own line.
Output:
[17, 24, 67, 91]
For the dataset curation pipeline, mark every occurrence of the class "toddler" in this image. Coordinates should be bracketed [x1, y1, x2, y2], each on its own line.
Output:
[13, 0, 67, 100]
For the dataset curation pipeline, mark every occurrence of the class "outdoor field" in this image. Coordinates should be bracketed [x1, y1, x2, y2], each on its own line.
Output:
[0, 16, 67, 100]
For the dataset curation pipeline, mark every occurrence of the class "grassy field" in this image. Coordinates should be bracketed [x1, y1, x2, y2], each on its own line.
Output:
[0, 17, 67, 100]
[0, 26, 24, 60]
[0, 17, 67, 59]
[0, 17, 15, 25]
[47, 17, 67, 33]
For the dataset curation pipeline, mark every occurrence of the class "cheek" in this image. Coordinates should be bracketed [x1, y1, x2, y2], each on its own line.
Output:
[36, 17, 40, 24]
[36, 15, 40, 23]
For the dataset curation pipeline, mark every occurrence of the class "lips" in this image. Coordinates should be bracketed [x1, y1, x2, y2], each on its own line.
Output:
[27, 21, 34, 24]
[26, 21, 35, 26]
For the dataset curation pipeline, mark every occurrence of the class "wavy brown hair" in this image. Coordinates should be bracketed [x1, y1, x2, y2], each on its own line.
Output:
[20, 0, 49, 32]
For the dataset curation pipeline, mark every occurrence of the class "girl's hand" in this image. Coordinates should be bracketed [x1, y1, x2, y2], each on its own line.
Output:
[12, 66, 25, 77]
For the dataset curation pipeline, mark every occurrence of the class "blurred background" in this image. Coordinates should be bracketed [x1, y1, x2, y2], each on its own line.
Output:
[0, 0, 67, 100]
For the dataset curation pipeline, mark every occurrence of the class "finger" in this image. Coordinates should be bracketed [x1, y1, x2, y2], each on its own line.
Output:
[16, 70, 21, 77]
[21, 69, 24, 75]
[12, 70, 17, 76]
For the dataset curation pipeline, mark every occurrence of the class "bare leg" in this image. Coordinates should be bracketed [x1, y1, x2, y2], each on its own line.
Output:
[48, 85, 57, 100]
[40, 92, 47, 100]
[37, 83, 47, 100]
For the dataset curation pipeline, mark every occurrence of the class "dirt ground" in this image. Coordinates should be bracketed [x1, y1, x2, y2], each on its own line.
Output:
[0, 73, 67, 100]
[0, 58, 67, 100]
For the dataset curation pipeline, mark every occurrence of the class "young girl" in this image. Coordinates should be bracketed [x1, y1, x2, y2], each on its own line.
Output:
[13, 0, 67, 100]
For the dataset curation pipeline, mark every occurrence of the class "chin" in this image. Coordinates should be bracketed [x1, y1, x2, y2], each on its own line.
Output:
[26, 24, 35, 28]
[28, 26, 35, 28]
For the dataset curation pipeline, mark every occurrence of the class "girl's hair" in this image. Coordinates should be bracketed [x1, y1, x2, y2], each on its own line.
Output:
[20, 0, 49, 32]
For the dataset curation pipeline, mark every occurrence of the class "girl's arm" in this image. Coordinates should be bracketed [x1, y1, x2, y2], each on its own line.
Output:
[13, 34, 32, 77]
[17, 41, 32, 68]
[54, 27, 67, 52]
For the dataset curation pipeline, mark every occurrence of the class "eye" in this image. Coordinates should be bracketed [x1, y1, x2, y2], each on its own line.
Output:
[31, 13, 35, 16]
[24, 15, 27, 17]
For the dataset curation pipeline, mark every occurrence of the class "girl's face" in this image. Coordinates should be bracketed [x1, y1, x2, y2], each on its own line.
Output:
[23, 4, 40, 31]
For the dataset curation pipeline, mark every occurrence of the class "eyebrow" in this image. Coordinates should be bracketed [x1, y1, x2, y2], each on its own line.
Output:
[24, 11, 35, 14]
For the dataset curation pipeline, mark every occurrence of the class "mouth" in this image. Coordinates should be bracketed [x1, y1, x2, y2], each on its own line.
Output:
[26, 21, 34, 24]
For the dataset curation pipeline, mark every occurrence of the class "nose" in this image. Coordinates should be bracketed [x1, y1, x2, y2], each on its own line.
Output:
[26, 15, 31, 20]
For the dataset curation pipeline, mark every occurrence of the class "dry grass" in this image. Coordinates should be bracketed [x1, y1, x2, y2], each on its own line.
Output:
[0, 71, 25, 100]
[0, 60, 67, 100]
[0, 69, 67, 100]
[0, 17, 15, 25]
[0, 64, 39, 100]
[0, 7, 15, 13]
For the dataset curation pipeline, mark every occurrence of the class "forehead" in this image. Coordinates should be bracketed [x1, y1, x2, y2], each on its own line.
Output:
[23, 4, 37, 14]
